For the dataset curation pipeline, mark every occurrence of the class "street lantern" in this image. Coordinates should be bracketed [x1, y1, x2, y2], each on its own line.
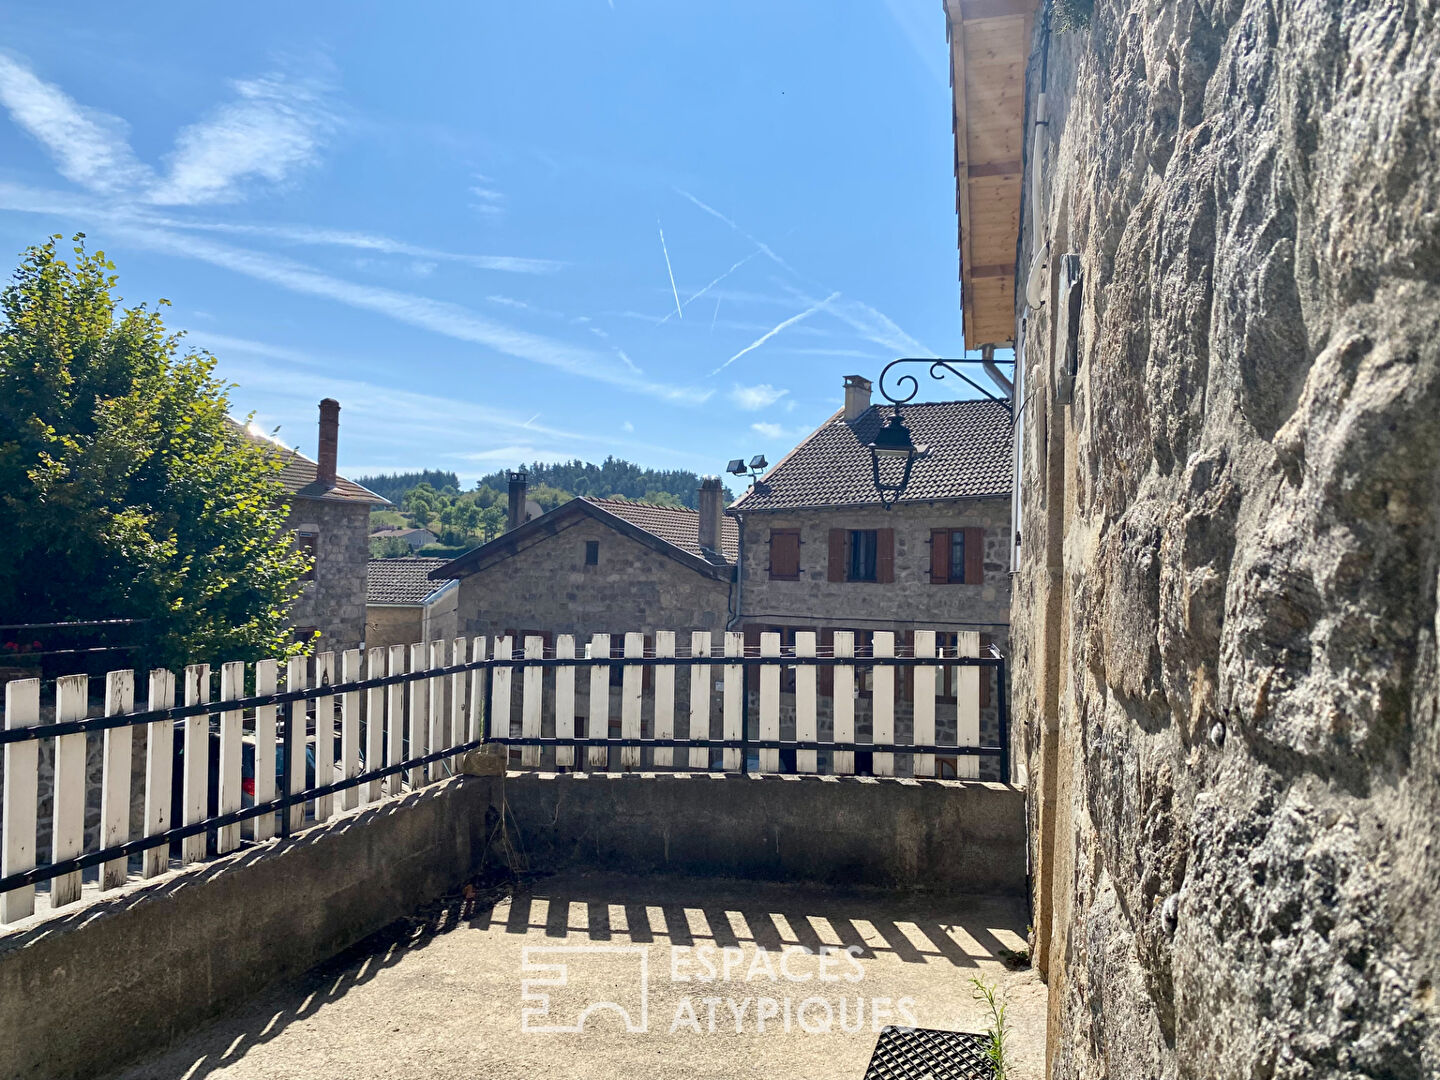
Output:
[867, 411, 923, 510]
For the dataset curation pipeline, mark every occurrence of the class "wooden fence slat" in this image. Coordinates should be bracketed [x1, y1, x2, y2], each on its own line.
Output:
[555, 634, 576, 768]
[142, 670, 175, 877]
[450, 637, 467, 769]
[386, 645, 405, 796]
[833, 632, 855, 775]
[957, 631, 981, 779]
[428, 640, 447, 781]
[587, 634, 609, 770]
[688, 632, 711, 771]
[252, 660, 277, 840]
[287, 657, 308, 833]
[341, 649, 362, 809]
[2, 678, 41, 922]
[181, 665, 210, 865]
[468, 637, 487, 745]
[653, 631, 675, 768]
[314, 652, 336, 820]
[795, 632, 817, 774]
[408, 643, 427, 789]
[492, 636, 514, 768]
[521, 636, 544, 768]
[872, 632, 895, 776]
[216, 661, 244, 854]
[365, 648, 385, 804]
[759, 632, 780, 773]
[913, 630, 937, 778]
[722, 631, 743, 772]
[620, 632, 643, 770]
[100, 669, 136, 889]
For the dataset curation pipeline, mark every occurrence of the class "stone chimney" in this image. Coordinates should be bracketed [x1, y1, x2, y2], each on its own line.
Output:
[698, 476, 724, 555]
[316, 398, 340, 489]
[507, 470, 528, 532]
[843, 375, 872, 421]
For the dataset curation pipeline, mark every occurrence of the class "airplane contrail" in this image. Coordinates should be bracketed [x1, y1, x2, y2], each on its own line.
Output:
[711, 292, 840, 375]
[674, 188, 796, 275]
[659, 248, 762, 325]
[658, 220, 683, 320]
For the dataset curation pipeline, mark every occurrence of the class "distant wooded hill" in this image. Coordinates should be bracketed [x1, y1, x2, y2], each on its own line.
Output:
[356, 458, 733, 558]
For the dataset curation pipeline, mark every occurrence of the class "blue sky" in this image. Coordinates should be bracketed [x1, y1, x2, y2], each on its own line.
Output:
[0, 1, 971, 485]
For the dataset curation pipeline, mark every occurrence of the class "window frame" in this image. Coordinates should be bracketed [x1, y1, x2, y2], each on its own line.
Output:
[584, 540, 600, 566]
[847, 529, 879, 582]
[295, 530, 318, 582]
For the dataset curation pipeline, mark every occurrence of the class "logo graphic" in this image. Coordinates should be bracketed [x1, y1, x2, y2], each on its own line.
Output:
[520, 945, 650, 1033]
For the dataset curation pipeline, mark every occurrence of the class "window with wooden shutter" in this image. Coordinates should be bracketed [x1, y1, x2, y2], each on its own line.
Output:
[827, 529, 846, 582]
[876, 529, 895, 583]
[964, 527, 985, 584]
[769, 529, 801, 580]
[930, 529, 950, 584]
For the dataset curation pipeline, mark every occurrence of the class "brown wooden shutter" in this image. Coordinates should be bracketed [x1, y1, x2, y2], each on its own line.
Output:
[744, 624, 763, 693]
[877, 529, 895, 584]
[930, 529, 950, 584]
[827, 529, 846, 582]
[963, 527, 985, 584]
[818, 627, 834, 697]
[770, 530, 800, 580]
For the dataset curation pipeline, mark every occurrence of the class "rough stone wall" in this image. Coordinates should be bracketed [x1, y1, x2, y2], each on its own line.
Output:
[285, 498, 370, 653]
[453, 515, 731, 640]
[363, 604, 423, 653]
[1012, 1, 1439, 1077]
[736, 499, 1012, 634]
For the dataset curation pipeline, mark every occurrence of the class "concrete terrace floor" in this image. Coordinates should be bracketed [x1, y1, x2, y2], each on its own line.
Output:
[110, 872, 1044, 1080]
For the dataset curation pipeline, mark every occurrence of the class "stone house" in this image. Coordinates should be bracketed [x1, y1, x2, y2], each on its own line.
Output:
[370, 526, 437, 551]
[241, 399, 388, 654]
[365, 557, 458, 652]
[730, 375, 1013, 779]
[432, 478, 737, 646]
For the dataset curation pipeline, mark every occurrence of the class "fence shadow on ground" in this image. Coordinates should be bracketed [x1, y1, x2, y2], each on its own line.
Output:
[107, 871, 1027, 1080]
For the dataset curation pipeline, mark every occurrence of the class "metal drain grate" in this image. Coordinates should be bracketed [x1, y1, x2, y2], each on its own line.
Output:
[863, 1026, 995, 1080]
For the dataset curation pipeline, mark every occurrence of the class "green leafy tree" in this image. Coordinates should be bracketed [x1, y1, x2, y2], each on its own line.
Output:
[0, 236, 310, 670]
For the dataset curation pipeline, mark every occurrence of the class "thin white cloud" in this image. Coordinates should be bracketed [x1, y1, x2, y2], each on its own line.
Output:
[657, 220, 683, 319]
[674, 188, 796, 275]
[712, 292, 840, 375]
[622, 420, 634, 432]
[882, 0, 951, 87]
[750, 421, 806, 440]
[0, 184, 711, 404]
[0, 54, 151, 193]
[183, 330, 328, 368]
[729, 383, 789, 410]
[150, 71, 337, 205]
[659, 249, 763, 325]
[614, 347, 642, 374]
[460, 446, 577, 465]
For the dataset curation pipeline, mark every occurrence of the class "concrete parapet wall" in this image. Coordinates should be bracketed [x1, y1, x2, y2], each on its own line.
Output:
[497, 771, 1026, 896]
[0, 777, 495, 1080]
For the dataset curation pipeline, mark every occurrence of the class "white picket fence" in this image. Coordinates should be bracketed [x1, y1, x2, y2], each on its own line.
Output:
[0, 628, 1002, 926]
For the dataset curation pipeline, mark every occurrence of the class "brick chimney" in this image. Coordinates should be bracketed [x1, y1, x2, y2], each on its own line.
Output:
[698, 476, 724, 555]
[316, 398, 340, 489]
[843, 375, 872, 421]
[507, 470, 528, 532]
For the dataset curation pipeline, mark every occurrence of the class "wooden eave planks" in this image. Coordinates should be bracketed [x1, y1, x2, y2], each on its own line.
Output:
[946, 0, 1032, 349]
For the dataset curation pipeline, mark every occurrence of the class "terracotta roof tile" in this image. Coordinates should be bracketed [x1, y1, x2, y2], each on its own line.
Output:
[583, 498, 739, 566]
[731, 399, 1013, 512]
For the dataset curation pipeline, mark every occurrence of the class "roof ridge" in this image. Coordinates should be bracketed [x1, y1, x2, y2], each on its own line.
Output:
[587, 496, 698, 512]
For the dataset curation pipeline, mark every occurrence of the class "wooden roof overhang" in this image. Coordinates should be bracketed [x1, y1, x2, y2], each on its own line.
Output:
[945, 0, 1033, 350]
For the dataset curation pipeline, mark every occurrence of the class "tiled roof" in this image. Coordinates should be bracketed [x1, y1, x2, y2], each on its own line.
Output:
[583, 498, 739, 566]
[367, 558, 452, 605]
[230, 420, 390, 506]
[732, 399, 1013, 512]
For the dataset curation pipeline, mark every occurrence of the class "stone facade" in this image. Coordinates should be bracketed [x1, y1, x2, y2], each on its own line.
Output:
[735, 498, 1012, 781]
[1010, 2, 1440, 1077]
[453, 514, 731, 641]
[285, 498, 371, 654]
